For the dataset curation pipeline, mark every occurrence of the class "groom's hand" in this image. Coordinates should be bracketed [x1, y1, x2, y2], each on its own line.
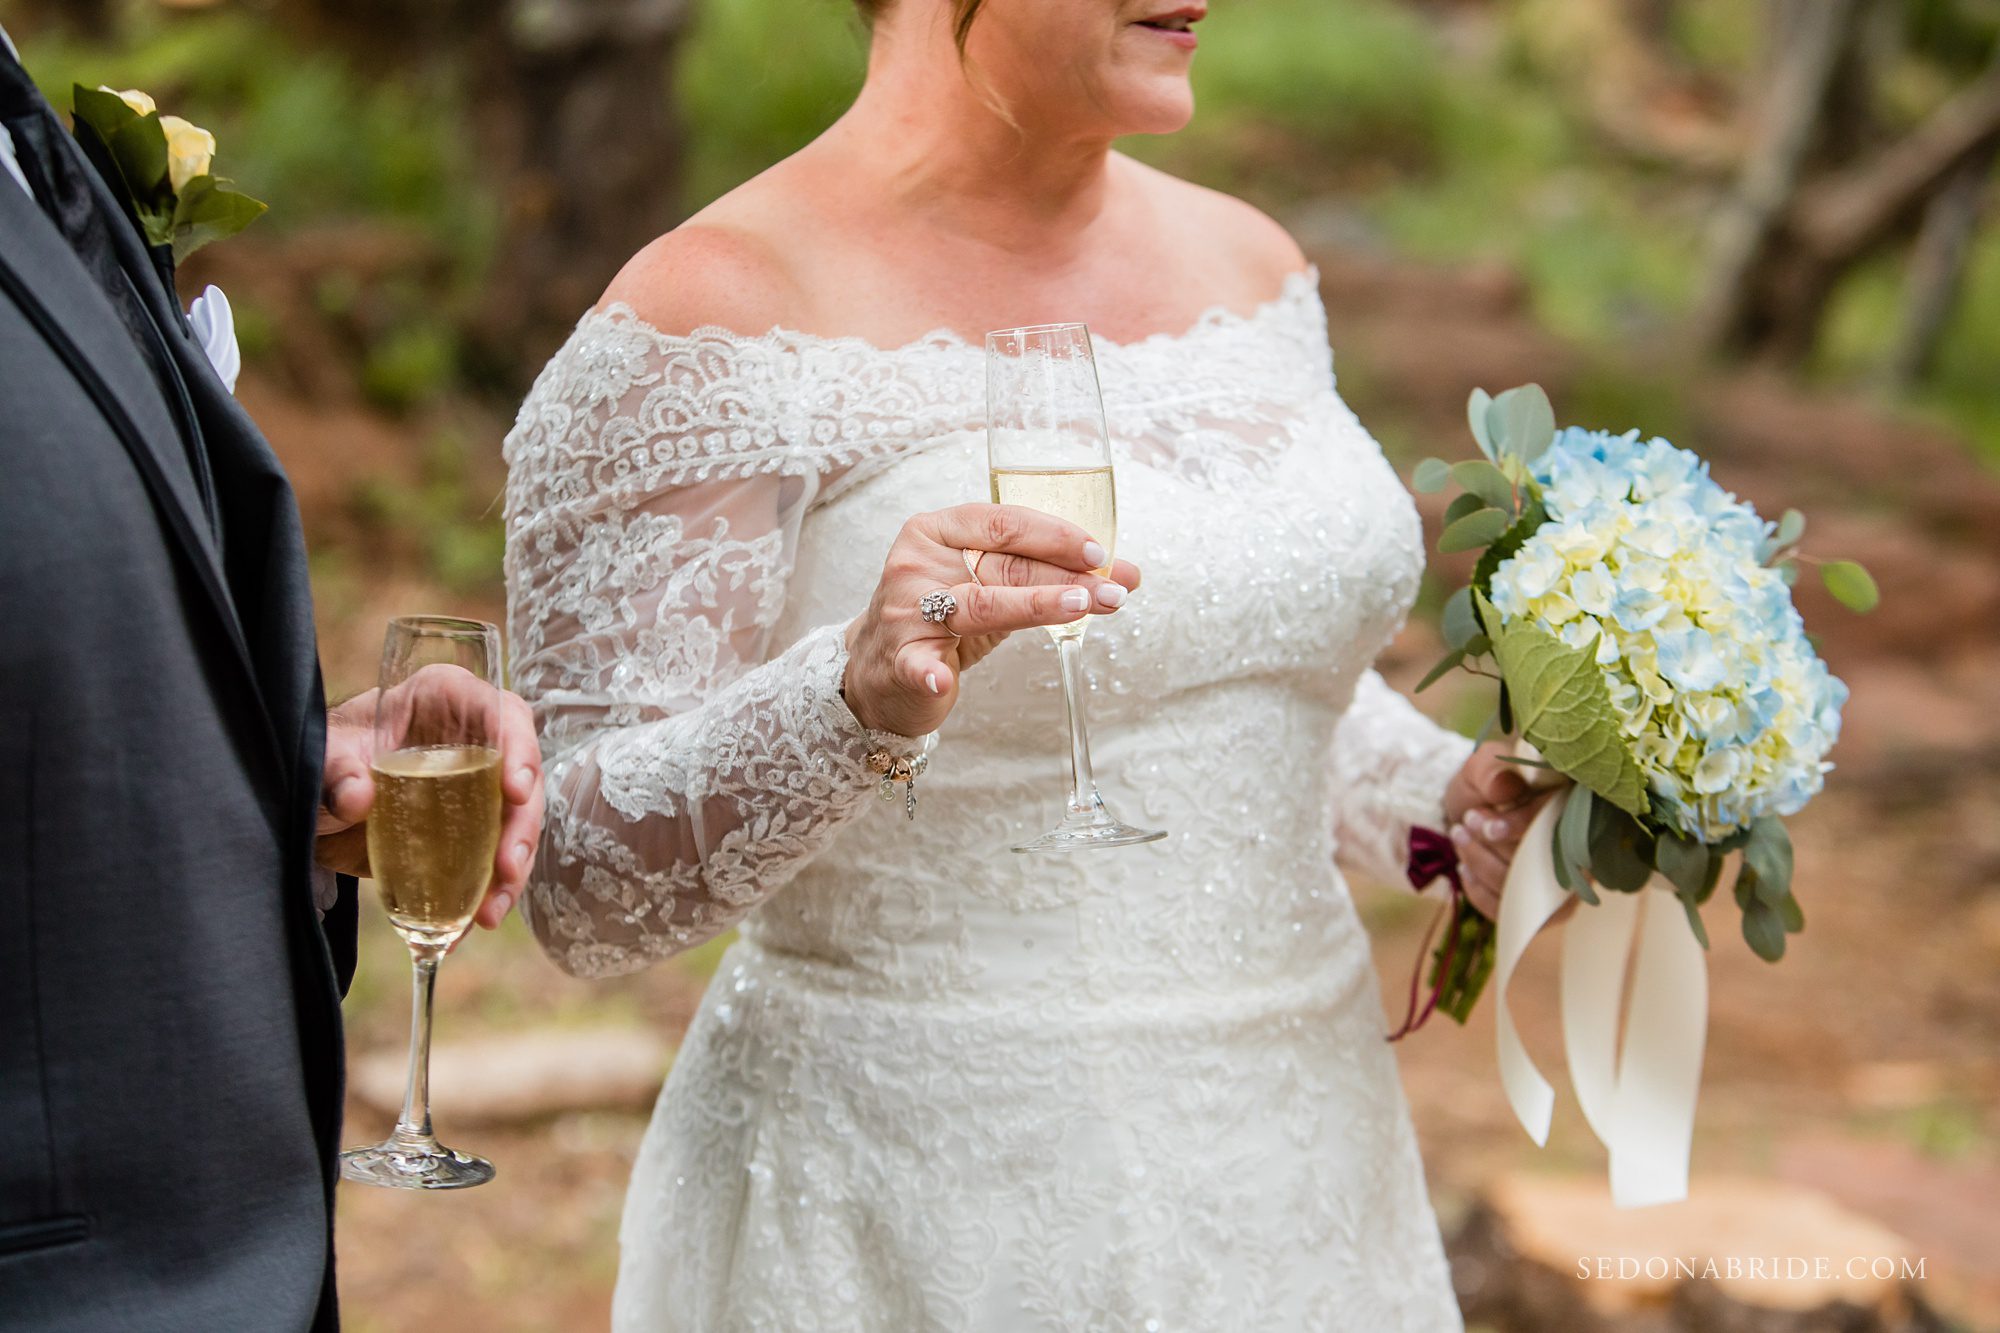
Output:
[1444, 743, 1567, 924]
[316, 683, 545, 931]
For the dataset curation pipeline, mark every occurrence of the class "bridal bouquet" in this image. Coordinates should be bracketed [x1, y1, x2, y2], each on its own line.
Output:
[1399, 385, 1873, 1206]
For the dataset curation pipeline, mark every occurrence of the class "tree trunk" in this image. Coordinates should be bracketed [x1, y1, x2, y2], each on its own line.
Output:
[1692, 0, 1866, 356]
[279, 0, 694, 383]
[1882, 141, 1997, 390]
[469, 0, 693, 378]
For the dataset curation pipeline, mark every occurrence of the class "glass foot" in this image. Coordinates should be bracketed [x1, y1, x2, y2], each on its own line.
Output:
[1014, 798, 1167, 854]
[340, 1140, 494, 1190]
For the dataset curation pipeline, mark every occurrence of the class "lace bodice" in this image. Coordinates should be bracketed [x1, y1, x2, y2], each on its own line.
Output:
[504, 268, 1471, 980]
[502, 269, 1472, 1331]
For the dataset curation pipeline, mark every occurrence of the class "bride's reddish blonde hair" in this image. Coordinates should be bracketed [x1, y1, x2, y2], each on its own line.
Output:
[855, 0, 987, 54]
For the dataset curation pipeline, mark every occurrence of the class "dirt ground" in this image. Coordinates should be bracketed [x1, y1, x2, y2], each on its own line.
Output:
[274, 250, 2000, 1332]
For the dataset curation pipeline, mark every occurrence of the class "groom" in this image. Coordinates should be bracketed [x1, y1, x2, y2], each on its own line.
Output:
[0, 33, 541, 1332]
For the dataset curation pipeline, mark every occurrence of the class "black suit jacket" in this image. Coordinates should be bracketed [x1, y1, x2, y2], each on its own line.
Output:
[0, 61, 352, 1332]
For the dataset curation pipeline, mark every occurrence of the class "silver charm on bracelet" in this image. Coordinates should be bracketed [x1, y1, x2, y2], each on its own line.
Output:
[867, 732, 939, 819]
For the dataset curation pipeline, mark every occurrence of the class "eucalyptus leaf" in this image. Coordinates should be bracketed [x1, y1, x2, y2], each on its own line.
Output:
[1697, 848, 1726, 904]
[1742, 898, 1787, 962]
[1412, 457, 1452, 493]
[1654, 830, 1709, 899]
[1821, 560, 1880, 614]
[1486, 384, 1557, 464]
[1480, 595, 1649, 815]
[1679, 893, 1710, 949]
[1552, 833, 1578, 893]
[1780, 560, 1799, 587]
[1441, 586, 1479, 650]
[1445, 492, 1486, 524]
[1415, 648, 1466, 694]
[1452, 459, 1515, 511]
[1467, 388, 1496, 460]
[1587, 799, 1655, 892]
[1439, 508, 1513, 553]
[1741, 818, 1793, 907]
[1471, 499, 1548, 598]
[1558, 787, 1599, 904]
[1761, 508, 1806, 561]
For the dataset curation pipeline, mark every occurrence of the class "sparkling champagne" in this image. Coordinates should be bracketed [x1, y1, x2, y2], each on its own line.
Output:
[990, 464, 1117, 641]
[367, 744, 502, 950]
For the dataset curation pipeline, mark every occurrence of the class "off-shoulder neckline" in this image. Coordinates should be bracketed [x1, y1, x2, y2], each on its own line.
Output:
[583, 265, 1323, 359]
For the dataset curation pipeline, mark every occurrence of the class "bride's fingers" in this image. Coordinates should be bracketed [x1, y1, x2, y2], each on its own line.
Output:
[1454, 832, 1507, 919]
[922, 504, 1107, 572]
[975, 551, 1130, 610]
[926, 581, 1091, 638]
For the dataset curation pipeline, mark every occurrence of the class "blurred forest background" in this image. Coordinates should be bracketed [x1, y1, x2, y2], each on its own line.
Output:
[4, 0, 1999, 1328]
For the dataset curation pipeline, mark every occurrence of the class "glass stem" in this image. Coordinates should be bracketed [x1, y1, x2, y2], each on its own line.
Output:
[1055, 633, 1101, 818]
[392, 951, 441, 1148]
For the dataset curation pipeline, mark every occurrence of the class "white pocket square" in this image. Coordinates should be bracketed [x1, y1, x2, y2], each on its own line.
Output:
[187, 283, 241, 395]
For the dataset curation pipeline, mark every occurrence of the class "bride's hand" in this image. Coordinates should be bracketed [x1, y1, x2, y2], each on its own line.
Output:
[1444, 743, 1570, 924]
[842, 504, 1140, 737]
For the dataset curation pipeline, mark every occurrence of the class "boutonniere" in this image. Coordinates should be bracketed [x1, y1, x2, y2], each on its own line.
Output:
[69, 84, 265, 266]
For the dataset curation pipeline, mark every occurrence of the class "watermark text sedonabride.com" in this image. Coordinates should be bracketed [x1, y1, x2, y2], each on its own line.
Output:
[1577, 1256, 1925, 1282]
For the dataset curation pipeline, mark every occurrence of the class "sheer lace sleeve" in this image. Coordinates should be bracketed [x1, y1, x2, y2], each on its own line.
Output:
[503, 310, 924, 979]
[1328, 670, 1476, 892]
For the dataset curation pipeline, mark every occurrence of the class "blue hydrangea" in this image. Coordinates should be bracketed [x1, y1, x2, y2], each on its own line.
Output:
[1488, 428, 1848, 840]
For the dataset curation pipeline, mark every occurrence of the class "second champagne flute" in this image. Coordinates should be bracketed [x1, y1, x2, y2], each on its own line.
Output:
[339, 615, 505, 1190]
[986, 322, 1165, 853]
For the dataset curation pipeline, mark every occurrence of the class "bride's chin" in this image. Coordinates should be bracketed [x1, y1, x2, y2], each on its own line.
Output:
[1108, 87, 1196, 137]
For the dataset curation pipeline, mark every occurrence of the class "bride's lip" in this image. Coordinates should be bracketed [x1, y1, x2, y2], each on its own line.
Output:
[1131, 5, 1203, 49]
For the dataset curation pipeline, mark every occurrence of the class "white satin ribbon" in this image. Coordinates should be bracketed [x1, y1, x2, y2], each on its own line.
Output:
[1491, 787, 1709, 1208]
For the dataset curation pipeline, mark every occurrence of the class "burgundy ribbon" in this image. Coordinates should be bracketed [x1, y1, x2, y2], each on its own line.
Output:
[1386, 826, 1466, 1042]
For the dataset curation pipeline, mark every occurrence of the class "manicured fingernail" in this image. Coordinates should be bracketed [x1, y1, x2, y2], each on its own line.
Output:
[926, 670, 941, 694]
[1060, 588, 1090, 612]
[513, 841, 532, 871]
[326, 776, 360, 811]
[514, 765, 535, 791]
[1094, 582, 1126, 609]
[490, 892, 512, 919]
[1450, 825, 1470, 846]
[1082, 540, 1108, 568]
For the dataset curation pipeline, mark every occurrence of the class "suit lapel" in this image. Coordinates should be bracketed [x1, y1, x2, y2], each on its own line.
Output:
[0, 179, 278, 770]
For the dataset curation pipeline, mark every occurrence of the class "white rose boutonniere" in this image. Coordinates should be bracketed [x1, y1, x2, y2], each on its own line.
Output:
[69, 83, 265, 265]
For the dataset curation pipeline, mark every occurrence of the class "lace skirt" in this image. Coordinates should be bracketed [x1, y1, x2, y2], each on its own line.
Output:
[610, 936, 1465, 1333]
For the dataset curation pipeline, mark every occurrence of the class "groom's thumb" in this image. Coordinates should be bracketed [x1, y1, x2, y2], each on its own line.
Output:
[320, 719, 375, 832]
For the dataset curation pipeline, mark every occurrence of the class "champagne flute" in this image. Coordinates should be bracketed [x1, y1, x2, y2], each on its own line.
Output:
[986, 322, 1166, 853]
[339, 615, 504, 1190]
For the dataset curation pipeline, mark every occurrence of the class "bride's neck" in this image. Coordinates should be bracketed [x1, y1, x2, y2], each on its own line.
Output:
[822, 44, 1117, 255]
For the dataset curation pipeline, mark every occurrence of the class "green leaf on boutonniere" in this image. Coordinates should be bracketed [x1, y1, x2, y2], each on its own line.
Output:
[1412, 457, 1452, 492]
[1821, 560, 1880, 613]
[1444, 491, 1485, 525]
[1480, 593, 1649, 817]
[167, 175, 267, 265]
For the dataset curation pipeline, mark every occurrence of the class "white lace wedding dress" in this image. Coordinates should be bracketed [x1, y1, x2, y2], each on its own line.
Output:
[503, 267, 1473, 1332]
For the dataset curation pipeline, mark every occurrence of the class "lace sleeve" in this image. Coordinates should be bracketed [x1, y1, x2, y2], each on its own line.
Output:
[1328, 670, 1475, 892]
[503, 313, 921, 979]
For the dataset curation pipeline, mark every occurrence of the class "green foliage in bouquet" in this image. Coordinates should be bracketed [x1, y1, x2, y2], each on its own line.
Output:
[1395, 385, 1876, 1031]
[70, 84, 265, 266]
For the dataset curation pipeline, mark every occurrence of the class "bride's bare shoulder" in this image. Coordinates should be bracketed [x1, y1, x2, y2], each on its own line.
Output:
[1116, 154, 1310, 294]
[598, 180, 810, 339]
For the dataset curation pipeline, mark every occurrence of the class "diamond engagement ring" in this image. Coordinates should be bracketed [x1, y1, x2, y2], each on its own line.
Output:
[919, 588, 961, 636]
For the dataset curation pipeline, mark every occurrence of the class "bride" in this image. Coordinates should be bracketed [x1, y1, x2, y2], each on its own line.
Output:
[503, 0, 1545, 1327]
